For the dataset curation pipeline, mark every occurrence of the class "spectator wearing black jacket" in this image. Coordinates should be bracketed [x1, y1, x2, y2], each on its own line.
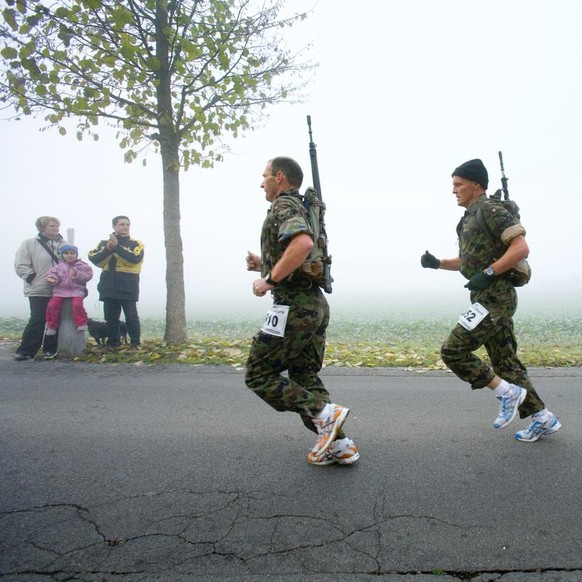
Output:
[88, 216, 144, 350]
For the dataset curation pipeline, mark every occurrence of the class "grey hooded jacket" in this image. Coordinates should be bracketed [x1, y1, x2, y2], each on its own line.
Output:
[14, 234, 67, 297]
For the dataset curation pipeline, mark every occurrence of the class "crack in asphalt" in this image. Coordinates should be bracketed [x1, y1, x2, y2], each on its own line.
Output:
[2, 487, 560, 578]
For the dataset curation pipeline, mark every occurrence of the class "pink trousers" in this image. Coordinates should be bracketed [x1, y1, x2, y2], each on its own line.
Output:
[45, 296, 88, 330]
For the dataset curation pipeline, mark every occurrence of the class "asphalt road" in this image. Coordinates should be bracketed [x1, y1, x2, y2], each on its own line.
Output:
[1, 340, 581, 581]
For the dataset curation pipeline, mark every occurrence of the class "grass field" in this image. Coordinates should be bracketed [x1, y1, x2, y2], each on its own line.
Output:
[2, 311, 581, 368]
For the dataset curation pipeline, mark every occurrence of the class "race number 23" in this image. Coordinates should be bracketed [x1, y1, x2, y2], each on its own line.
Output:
[458, 302, 489, 331]
[261, 304, 290, 337]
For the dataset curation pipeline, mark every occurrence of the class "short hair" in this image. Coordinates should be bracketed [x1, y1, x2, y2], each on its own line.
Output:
[35, 216, 60, 231]
[270, 157, 304, 189]
[112, 215, 130, 226]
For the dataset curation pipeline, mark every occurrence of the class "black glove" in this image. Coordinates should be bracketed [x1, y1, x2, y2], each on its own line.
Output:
[26, 273, 36, 284]
[420, 251, 440, 269]
[464, 270, 495, 291]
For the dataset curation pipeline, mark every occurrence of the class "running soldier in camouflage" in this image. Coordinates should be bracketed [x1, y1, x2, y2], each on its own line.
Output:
[245, 156, 359, 465]
[421, 158, 561, 443]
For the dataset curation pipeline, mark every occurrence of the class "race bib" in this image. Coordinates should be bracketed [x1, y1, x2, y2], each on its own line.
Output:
[261, 304, 290, 337]
[458, 302, 489, 331]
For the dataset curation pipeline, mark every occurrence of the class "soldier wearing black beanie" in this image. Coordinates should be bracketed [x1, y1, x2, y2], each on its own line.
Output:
[419, 155, 562, 444]
[452, 159, 489, 190]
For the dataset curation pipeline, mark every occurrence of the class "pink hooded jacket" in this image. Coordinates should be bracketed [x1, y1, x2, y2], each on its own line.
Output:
[46, 259, 93, 298]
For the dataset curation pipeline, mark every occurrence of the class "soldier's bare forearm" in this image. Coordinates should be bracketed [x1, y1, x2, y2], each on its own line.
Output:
[439, 257, 461, 271]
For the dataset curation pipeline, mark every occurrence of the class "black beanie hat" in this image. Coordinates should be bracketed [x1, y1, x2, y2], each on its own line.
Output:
[452, 159, 488, 189]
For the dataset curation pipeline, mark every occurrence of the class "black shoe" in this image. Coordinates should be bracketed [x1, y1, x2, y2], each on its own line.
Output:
[14, 353, 32, 361]
[43, 351, 58, 360]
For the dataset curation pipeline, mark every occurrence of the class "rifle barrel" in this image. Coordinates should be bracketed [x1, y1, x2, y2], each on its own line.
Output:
[306, 115, 332, 293]
[498, 150, 509, 200]
[307, 116, 322, 200]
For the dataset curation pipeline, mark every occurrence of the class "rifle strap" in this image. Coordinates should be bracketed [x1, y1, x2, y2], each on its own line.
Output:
[474, 207, 493, 241]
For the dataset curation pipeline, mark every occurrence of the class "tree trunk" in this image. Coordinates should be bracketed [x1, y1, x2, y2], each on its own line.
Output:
[156, 0, 187, 344]
[161, 140, 187, 344]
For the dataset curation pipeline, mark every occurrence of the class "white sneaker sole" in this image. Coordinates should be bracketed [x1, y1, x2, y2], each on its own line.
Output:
[307, 449, 360, 466]
[515, 419, 562, 443]
[336, 450, 360, 465]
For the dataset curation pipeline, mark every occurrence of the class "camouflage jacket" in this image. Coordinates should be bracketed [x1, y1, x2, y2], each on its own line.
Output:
[456, 194, 526, 280]
[260, 190, 315, 280]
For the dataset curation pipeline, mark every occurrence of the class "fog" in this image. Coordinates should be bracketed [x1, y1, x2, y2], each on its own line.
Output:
[2, 0, 582, 323]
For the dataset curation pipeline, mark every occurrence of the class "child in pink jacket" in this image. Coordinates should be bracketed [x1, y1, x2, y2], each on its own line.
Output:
[45, 245, 93, 333]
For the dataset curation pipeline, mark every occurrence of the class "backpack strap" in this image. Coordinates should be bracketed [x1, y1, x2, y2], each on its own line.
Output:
[37, 238, 60, 265]
[474, 205, 505, 251]
[474, 205, 492, 240]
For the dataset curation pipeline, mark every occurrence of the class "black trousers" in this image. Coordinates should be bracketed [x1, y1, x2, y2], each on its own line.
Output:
[17, 296, 58, 357]
[103, 299, 140, 346]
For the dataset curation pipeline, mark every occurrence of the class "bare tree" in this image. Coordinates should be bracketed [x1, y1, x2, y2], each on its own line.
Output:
[1, 0, 313, 342]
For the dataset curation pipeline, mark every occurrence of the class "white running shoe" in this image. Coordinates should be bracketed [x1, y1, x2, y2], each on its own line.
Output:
[515, 414, 562, 443]
[309, 404, 350, 459]
[493, 384, 526, 429]
[307, 437, 360, 466]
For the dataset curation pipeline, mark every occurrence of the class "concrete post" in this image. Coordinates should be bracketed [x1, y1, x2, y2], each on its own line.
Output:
[57, 299, 87, 358]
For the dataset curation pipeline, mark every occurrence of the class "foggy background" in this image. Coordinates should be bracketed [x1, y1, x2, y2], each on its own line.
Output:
[2, 0, 581, 323]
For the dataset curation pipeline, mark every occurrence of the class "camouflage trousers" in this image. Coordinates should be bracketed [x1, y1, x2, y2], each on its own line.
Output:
[245, 284, 345, 436]
[441, 283, 545, 418]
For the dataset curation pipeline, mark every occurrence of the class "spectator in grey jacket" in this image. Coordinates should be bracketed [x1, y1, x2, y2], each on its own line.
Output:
[14, 216, 68, 360]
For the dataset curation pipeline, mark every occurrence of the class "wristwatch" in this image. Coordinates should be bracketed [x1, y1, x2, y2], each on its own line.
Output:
[265, 273, 279, 286]
[484, 266, 495, 277]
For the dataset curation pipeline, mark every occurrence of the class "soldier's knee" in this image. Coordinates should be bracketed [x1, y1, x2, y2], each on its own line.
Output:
[440, 343, 455, 365]
[245, 362, 271, 392]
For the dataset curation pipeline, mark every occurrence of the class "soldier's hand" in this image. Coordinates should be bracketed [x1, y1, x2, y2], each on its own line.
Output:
[421, 250, 440, 269]
[252, 278, 268, 297]
[464, 271, 495, 291]
[246, 251, 261, 272]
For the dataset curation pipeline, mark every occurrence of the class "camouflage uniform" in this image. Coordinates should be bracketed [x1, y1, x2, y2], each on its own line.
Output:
[245, 190, 344, 436]
[441, 194, 545, 418]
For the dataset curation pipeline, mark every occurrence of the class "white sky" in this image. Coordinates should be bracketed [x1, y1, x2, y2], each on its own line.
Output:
[2, 0, 582, 321]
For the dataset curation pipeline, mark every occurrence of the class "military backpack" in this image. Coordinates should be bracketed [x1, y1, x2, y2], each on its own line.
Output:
[284, 187, 333, 291]
[475, 199, 531, 287]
